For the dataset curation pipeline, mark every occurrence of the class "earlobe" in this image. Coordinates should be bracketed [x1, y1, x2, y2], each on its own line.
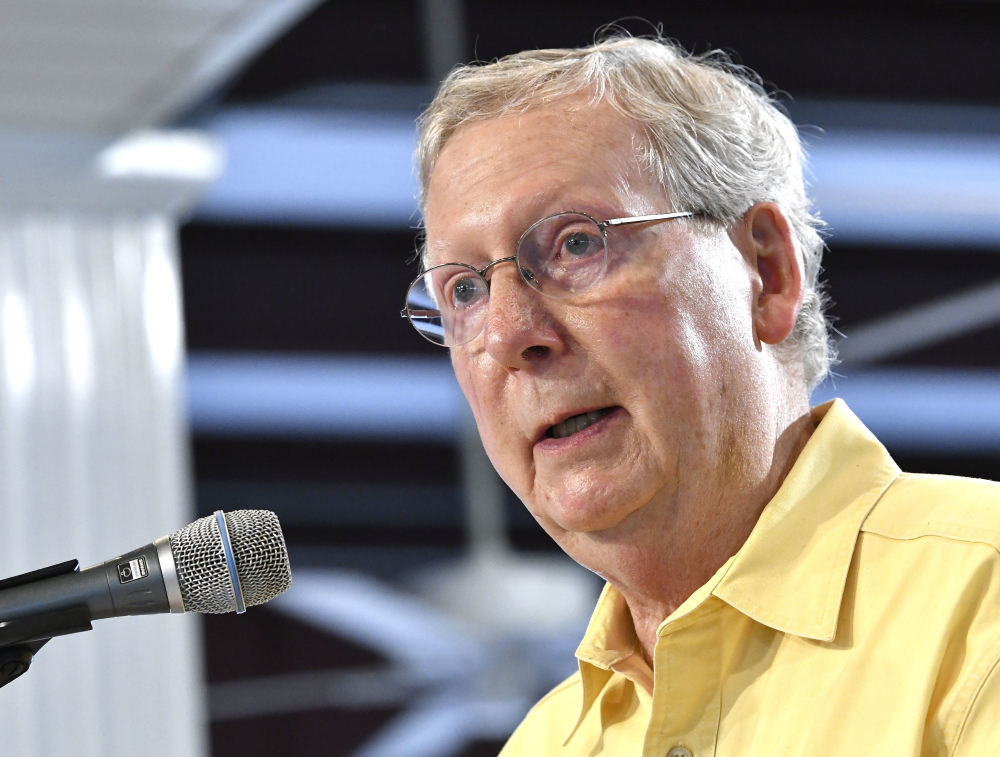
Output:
[743, 202, 804, 347]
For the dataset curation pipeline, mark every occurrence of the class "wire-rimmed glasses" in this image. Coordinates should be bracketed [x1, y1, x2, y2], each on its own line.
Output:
[401, 210, 695, 347]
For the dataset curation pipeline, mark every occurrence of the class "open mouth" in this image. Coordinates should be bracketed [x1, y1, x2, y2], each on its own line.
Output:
[547, 407, 616, 439]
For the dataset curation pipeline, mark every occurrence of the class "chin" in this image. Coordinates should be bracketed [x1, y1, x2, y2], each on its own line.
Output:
[536, 475, 649, 535]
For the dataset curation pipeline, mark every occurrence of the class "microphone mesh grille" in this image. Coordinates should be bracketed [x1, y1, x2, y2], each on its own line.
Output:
[169, 510, 292, 614]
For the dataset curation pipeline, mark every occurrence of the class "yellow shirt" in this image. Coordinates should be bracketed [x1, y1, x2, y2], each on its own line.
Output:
[501, 399, 1000, 757]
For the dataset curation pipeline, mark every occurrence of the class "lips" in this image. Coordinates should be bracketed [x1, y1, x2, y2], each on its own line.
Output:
[547, 407, 616, 439]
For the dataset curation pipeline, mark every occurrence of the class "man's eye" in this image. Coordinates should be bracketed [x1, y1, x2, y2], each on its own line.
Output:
[449, 277, 484, 307]
[562, 231, 602, 258]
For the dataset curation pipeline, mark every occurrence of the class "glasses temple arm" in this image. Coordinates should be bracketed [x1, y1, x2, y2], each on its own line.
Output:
[600, 211, 696, 228]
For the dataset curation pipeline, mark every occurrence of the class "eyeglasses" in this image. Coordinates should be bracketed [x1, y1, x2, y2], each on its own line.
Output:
[401, 210, 695, 347]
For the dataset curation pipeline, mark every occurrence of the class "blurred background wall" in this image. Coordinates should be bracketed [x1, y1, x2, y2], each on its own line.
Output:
[2, 2, 1000, 756]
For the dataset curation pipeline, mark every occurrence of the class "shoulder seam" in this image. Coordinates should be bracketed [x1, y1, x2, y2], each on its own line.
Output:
[894, 472, 1000, 488]
[861, 525, 1000, 557]
[861, 472, 1000, 554]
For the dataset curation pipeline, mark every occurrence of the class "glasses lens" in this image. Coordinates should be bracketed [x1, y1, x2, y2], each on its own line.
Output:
[516, 212, 607, 298]
[405, 264, 490, 346]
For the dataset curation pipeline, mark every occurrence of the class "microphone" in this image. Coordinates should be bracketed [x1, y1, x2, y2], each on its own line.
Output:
[0, 510, 292, 685]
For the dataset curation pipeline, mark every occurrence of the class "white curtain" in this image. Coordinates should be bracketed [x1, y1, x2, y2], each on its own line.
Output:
[0, 212, 204, 757]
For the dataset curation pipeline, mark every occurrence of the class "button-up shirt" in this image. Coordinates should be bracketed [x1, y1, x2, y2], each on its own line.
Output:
[500, 399, 1000, 757]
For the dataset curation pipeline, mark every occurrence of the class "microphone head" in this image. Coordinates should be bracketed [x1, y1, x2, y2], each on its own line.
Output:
[169, 510, 292, 614]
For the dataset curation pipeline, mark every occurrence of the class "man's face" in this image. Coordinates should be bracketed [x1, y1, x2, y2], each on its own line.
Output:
[423, 99, 766, 559]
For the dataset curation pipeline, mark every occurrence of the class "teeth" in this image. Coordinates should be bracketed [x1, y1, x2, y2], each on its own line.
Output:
[548, 408, 612, 439]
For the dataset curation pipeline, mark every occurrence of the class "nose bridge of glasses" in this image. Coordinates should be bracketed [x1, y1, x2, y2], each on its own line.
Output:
[478, 255, 519, 281]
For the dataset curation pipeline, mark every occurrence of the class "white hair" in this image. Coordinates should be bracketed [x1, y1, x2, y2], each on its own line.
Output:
[416, 34, 833, 389]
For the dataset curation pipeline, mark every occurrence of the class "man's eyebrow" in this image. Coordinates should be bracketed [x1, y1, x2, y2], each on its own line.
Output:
[517, 181, 624, 220]
[520, 185, 576, 214]
[426, 234, 457, 253]
[424, 184, 611, 265]
[423, 236, 459, 265]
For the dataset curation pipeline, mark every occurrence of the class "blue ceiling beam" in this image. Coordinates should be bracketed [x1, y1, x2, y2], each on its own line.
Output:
[193, 105, 1000, 247]
[187, 353, 1000, 452]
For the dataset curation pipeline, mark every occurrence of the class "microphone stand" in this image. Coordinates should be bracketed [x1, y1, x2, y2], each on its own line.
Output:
[0, 560, 93, 689]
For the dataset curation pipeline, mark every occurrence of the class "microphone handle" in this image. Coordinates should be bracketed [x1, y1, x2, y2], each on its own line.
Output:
[0, 540, 181, 627]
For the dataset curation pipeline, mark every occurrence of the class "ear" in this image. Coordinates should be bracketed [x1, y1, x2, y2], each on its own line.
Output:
[735, 202, 804, 347]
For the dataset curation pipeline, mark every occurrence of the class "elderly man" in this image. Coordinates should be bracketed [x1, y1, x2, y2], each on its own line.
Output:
[401, 36, 1000, 756]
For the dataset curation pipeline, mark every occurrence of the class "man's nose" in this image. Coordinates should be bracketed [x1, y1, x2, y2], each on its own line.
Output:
[482, 264, 565, 368]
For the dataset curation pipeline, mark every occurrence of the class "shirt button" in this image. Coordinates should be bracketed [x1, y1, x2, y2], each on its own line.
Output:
[667, 748, 693, 757]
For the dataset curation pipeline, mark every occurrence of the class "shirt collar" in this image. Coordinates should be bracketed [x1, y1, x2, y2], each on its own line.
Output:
[569, 399, 900, 738]
[712, 399, 900, 641]
[569, 584, 637, 743]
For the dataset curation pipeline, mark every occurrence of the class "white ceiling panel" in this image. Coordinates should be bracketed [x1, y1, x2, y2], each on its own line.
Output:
[0, 30, 210, 66]
[0, 95, 142, 132]
[0, 0, 244, 25]
[0, 0, 321, 134]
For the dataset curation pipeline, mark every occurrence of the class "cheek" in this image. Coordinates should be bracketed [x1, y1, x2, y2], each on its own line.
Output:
[654, 251, 765, 457]
[451, 353, 530, 488]
[591, 247, 752, 447]
[452, 354, 501, 442]
[657, 238, 756, 359]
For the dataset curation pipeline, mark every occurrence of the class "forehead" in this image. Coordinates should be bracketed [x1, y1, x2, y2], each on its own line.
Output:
[423, 99, 659, 265]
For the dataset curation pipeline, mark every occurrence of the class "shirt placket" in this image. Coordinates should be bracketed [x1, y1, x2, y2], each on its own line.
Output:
[643, 603, 723, 757]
